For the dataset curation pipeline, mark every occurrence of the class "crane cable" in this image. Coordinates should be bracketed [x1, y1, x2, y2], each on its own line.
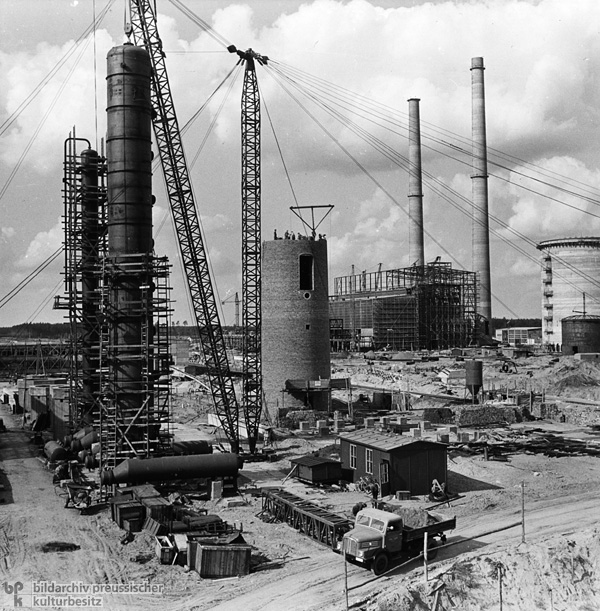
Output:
[263, 63, 597, 315]
[0, 248, 62, 310]
[0, 0, 116, 138]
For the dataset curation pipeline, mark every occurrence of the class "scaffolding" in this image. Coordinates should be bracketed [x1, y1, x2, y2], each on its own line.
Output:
[330, 262, 477, 350]
[99, 254, 172, 469]
[57, 134, 173, 473]
[56, 135, 107, 430]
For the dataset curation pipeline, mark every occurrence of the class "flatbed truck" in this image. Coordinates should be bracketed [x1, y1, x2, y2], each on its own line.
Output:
[341, 507, 456, 575]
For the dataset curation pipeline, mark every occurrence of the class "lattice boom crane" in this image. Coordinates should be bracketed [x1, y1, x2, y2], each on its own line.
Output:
[129, 0, 240, 452]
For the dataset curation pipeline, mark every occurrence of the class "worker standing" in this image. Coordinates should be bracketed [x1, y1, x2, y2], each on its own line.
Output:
[371, 481, 379, 507]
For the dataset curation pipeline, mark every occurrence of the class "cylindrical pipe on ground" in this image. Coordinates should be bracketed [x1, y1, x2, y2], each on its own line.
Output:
[100, 453, 242, 486]
[44, 441, 68, 462]
[471, 57, 492, 335]
[71, 430, 99, 453]
[408, 98, 424, 268]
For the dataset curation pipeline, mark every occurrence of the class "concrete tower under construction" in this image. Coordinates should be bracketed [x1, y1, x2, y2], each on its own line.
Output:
[262, 236, 331, 418]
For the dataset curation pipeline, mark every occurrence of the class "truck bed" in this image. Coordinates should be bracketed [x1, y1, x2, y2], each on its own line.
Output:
[402, 515, 456, 541]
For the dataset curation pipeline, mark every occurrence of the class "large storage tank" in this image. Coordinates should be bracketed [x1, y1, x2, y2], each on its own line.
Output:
[537, 238, 600, 347]
[262, 237, 331, 418]
[561, 316, 600, 355]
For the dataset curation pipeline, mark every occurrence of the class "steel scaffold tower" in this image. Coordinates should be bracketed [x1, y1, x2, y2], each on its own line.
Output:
[130, 0, 240, 451]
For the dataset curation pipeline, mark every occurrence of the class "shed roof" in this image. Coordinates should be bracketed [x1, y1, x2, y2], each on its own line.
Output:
[338, 429, 447, 452]
[290, 455, 341, 468]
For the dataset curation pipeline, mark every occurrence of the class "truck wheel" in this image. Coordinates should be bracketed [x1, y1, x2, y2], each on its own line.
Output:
[372, 552, 389, 576]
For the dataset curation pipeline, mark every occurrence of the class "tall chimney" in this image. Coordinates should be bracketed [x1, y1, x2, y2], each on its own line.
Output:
[408, 98, 424, 267]
[471, 57, 492, 334]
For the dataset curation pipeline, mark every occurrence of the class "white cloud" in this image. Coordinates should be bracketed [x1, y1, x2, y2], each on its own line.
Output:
[17, 219, 63, 268]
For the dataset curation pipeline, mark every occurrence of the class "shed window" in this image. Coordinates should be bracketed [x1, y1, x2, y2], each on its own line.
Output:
[299, 254, 314, 290]
[366, 448, 373, 474]
[350, 444, 357, 469]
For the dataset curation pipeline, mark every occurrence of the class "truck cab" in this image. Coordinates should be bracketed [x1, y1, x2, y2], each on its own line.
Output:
[341, 508, 404, 573]
[341, 507, 454, 575]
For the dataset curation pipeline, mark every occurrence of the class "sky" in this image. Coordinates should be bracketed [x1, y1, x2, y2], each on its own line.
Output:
[1, 0, 600, 328]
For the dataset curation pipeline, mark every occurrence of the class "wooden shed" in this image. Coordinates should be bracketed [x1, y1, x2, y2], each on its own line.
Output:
[289, 455, 343, 484]
[338, 430, 448, 497]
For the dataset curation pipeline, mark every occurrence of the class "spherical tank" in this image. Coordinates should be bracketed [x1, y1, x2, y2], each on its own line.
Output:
[537, 238, 600, 347]
[561, 316, 600, 355]
[262, 237, 331, 417]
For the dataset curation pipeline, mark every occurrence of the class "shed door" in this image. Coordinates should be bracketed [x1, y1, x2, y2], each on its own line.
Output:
[379, 460, 390, 497]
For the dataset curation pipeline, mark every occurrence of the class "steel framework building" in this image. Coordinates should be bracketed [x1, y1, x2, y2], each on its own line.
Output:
[330, 262, 477, 350]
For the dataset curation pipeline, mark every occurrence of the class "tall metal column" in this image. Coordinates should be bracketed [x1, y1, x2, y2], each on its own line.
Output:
[471, 57, 492, 335]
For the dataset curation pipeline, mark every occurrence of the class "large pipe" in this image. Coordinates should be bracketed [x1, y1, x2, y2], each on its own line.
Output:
[100, 453, 242, 486]
[106, 44, 154, 430]
[471, 57, 492, 335]
[408, 98, 424, 268]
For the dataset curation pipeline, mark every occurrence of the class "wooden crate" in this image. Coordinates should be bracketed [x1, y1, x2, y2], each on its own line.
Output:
[195, 544, 252, 578]
[155, 536, 175, 565]
[141, 496, 172, 523]
[115, 501, 145, 528]
[122, 518, 142, 533]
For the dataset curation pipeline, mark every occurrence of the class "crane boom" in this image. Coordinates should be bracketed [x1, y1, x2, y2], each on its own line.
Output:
[231, 47, 266, 454]
[129, 0, 239, 451]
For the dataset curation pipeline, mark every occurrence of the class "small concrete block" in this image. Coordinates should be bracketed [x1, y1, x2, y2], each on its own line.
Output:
[420, 421, 432, 430]
[410, 427, 422, 438]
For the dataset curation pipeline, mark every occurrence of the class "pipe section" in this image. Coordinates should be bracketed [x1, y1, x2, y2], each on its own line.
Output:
[100, 453, 242, 486]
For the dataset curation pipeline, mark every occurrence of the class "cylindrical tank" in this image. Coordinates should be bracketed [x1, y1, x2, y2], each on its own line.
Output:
[64, 425, 94, 449]
[561, 316, 600, 355]
[408, 98, 424, 268]
[471, 57, 492, 334]
[465, 359, 483, 398]
[106, 44, 154, 431]
[262, 237, 331, 417]
[100, 453, 242, 486]
[44, 441, 68, 462]
[537, 238, 600, 347]
[71, 430, 99, 453]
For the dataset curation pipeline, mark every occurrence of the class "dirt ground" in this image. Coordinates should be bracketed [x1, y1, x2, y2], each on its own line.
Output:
[1, 354, 600, 610]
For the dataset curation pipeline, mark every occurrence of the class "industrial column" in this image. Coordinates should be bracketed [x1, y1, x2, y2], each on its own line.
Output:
[105, 43, 155, 462]
[471, 57, 492, 336]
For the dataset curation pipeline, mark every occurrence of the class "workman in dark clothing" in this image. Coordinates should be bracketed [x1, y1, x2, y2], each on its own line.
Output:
[371, 481, 379, 507]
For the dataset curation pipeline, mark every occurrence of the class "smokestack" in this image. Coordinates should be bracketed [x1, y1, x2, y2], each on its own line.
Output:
[106, 43, 153, 423]
[471, 57, 492, 334]
[408, 98, 424, 267]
